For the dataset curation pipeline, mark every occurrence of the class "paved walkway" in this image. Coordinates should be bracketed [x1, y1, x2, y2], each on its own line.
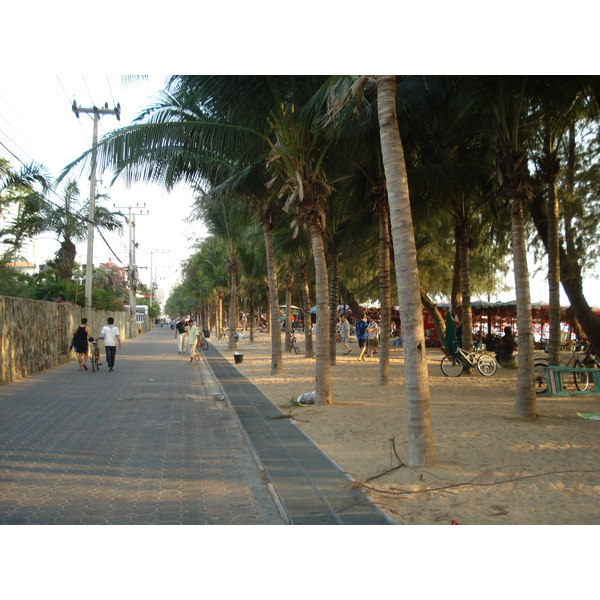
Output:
[0, 327, 392, 525]
[0, 327, 281, 524]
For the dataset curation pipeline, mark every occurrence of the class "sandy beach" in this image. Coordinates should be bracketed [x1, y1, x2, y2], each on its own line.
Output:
[208, 331, 600, 525]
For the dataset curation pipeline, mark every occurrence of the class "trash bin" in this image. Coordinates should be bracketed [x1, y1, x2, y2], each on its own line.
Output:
[234, 352, 244, 364]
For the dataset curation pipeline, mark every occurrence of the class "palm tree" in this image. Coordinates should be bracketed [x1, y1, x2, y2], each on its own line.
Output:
[376, 75, 436, 467]
[194, 192, 254, 350]
[0, 159, 51, 263]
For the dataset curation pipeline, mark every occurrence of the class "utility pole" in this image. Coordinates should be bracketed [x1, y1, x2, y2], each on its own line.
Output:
[150, 250, 170, 308]
[72, 101, 121, 314]
[114, 204, 149, 338]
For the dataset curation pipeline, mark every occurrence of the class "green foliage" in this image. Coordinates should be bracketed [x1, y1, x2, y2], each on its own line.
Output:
[0, 264, 36, 298]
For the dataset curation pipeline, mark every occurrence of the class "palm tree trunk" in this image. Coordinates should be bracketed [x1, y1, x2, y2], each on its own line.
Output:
[543, 125, 561, 367]
[328, 251, 339, 366]
[377, 75, 435, 467]
[509, 197, 537, 418]
[262, 218, 283, 374]
[249, 288, 256, 342]
[450, 239, 462, 320]
[56, 239, 77, 280]
[308, 221, 332, 405]
[285, 267, 293, 351]
[227, 259, 238, 352]
[420, 286, 446, 353]
[299, 259, 314, 358]
[378, 199, 391, 385]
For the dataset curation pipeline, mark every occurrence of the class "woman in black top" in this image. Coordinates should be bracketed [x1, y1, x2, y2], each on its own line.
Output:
[73, 318, 92, 371]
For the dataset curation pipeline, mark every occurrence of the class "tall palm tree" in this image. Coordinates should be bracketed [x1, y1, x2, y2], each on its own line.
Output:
[376, 75, 436, 467]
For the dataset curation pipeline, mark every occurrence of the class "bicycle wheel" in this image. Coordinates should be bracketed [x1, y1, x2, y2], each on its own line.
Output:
[533, 362, 548, 394]
[441, 354, 464, 377]
[291, 339, 300, 354]
[476, 353, 497, 376]
[201, 339, 209, 351]
[91, 352, 97, 373]
[573, 360, 590, 391]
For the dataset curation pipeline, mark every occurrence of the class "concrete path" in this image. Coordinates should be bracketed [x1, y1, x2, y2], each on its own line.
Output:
[0, 327, 392, 525]
[0, 327, 281, 524]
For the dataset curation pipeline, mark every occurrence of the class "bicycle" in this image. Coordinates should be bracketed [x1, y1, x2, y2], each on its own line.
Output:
[440, 346, 497, 377]
[89, 338, 102, 373]
[197, 335, 209, 351]
[290, 331, 300, 354]
[534, 344, 599, 394]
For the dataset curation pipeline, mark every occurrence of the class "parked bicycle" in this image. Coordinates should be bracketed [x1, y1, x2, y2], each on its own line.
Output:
[440, 346, 497, 377]
[197, 334, 209, 351]
[89, 338, 102, 373]
[290, 331, 300, 354]
[533, 343, 599, 394]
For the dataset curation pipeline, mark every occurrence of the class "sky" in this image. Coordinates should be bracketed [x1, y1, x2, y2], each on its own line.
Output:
[0, 75, 205, 299]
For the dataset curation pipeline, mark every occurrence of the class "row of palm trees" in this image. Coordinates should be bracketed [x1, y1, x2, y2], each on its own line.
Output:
[62, 75, 600, 467]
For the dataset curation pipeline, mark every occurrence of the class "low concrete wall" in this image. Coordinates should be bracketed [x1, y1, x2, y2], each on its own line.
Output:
[0, 296, 149, 385]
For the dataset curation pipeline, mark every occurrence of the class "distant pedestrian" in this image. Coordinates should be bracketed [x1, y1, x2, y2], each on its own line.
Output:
[340, 315, 352, 354]
[356, 314, 368, 361]
[98, 317, 122, 372]
[186, 319, 201, 364]
[175, 317, 188, 354]
[72, 318, 92, 371]
[366, 314, 380, 358]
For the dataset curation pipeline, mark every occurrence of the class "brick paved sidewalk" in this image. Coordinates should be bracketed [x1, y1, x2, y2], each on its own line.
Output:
[0, 327, 282, 525]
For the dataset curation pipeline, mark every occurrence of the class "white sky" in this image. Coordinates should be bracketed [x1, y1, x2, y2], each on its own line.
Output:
[0, 75, 205, 296]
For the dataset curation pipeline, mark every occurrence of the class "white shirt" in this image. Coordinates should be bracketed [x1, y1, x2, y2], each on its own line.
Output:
[100, 325, 120, 346]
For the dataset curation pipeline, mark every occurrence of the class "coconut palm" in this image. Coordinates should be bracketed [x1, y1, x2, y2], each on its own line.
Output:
[375, 75, 436, 466]
[37, 181, 123, 280]
[0, 159, 51, 263]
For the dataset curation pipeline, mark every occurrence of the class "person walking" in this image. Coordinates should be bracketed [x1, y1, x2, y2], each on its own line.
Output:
[176, 317, 188, 354]
[356, 314, 368, 361]
[98, 317, 122, 372]
[366, 314, 380, 359]
[186, 319, 201, 364]
[72, 318, 92, 371]
[340, 314, 352, 354]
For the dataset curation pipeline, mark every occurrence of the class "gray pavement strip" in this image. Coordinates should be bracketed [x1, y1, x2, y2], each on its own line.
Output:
[202, 346, 394, 525]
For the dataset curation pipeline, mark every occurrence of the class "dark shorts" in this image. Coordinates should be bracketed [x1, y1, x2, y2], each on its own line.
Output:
[358, 338, 366, 348]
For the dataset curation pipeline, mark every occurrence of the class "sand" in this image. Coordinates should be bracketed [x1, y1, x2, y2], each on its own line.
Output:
[208, 331, 599, 526]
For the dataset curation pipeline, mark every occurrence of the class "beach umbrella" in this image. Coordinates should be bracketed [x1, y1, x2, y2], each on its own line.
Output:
[444, 312, 459, 354]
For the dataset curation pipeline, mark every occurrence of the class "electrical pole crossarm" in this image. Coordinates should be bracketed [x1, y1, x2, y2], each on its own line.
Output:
[72, 100, 121, 121]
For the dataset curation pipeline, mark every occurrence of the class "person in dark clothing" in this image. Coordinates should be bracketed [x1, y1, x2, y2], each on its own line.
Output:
[496, 327, 515, 363]
[73, 318, 92, 371]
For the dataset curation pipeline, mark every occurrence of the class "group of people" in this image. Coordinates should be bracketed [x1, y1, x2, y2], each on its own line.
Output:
[337, 313, 380, 361]
[175, 317, 202, 364]
[72, 317, 122, 372]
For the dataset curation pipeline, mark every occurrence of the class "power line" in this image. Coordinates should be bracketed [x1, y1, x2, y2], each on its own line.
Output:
[1, 139, 126, 266]
[82, 76, 95, 107]
[0, 128, 37, 165]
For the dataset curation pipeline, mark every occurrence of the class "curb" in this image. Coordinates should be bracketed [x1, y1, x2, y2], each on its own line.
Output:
[198, 353, 292, 525]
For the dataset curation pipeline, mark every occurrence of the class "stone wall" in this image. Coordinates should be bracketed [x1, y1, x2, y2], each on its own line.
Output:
[0, 296, 149, 385]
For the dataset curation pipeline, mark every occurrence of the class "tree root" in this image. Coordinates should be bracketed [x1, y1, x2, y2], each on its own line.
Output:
[355, 468, 600, 496]
[348, 437, 406, 487]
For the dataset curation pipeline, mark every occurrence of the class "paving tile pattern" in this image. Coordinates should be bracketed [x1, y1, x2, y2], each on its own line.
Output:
[204, 346, 393, 525]
[0, 329, 281, 525]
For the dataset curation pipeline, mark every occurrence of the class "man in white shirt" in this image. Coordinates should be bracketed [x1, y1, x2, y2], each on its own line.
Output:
[99, 317, 122, 372]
